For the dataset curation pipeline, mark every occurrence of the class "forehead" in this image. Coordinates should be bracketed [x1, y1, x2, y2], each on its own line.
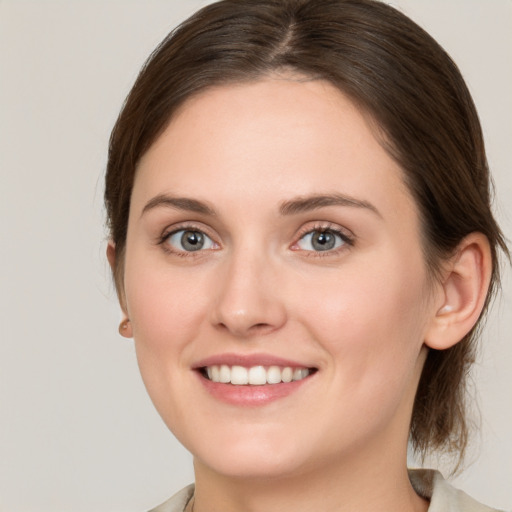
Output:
[132, 77, 416, 223]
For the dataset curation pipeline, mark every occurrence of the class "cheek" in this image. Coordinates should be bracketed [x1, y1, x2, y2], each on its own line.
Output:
[292, 252, 429, 380]
[123, 257, 214, 434]
[291, 257, 430, 439]
[124, 256, 209, 350]
[122, 252, 214, 413]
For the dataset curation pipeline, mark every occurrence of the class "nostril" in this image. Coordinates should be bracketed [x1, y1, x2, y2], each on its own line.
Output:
[248, 322, 275, 334]
[214, 320, 274, 336]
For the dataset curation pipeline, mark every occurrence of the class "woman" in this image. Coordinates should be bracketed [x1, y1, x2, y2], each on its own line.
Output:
[104, 0, 508, 511]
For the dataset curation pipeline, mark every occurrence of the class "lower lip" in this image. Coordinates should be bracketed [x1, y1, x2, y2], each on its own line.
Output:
[197, 372, 312, 406]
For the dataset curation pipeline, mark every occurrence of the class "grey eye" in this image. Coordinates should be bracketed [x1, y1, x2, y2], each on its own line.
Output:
[167, 229, 215, 252]
[297, 230, 345, 252]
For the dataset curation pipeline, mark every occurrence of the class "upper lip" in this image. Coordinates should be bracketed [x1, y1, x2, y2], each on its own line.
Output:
[193, 353, 315, 369]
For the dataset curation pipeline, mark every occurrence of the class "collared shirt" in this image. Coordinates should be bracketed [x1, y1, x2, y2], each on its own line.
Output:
[408, 469, 502, 512]
[149, 469, 503, 512]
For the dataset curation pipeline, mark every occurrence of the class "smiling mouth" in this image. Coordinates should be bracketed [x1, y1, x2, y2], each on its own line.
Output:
[200, 365, 316, 385]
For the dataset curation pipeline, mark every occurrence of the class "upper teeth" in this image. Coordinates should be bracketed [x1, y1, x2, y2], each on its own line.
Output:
[205, 365, 310, 385]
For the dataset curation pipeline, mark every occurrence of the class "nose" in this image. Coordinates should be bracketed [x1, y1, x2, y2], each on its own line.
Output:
[210, 247, 287, 338]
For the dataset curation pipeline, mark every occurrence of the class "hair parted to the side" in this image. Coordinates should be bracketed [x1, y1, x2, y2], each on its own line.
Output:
[105, 0, 509, 467]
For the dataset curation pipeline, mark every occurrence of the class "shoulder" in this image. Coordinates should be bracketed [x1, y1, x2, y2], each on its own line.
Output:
[147, 484, 195, 512]
[409, 469, 504, 512]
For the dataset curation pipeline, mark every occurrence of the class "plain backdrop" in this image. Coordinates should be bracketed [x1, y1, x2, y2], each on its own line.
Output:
[0, 1, 511, 511]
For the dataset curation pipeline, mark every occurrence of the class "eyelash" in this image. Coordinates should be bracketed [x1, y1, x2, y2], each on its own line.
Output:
[158, 223, 218, 257]
[292, 222, 355, 258]
[157, 222, 354, 257]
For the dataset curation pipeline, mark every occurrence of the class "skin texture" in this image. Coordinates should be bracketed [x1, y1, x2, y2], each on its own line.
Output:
[111, 78, 491, 512]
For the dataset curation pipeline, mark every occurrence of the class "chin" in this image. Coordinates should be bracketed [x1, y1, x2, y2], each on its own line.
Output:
[185, 428, 315, 480]
[198, 452, 309, 481]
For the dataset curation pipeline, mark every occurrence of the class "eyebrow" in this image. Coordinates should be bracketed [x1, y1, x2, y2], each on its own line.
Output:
[141, 194, 215, 217]
[279, 193, 381, 217]
[141, 192, 381, 218]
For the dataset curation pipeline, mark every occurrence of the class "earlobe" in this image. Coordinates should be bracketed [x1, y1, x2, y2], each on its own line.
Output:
[119, 318, 133, 338]
[425, 233, 492, 350]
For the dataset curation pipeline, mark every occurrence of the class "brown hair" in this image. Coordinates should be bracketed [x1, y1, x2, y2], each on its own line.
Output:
[105, 0, 508, 464]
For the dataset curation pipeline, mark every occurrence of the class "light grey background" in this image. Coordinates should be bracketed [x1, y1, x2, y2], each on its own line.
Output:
[0, 1, 510, 511]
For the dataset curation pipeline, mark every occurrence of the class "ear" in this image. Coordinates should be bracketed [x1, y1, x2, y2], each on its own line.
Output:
[107, 241, 132, 338]
[106, 239, 117, 269]
[424, 233, 492, 350]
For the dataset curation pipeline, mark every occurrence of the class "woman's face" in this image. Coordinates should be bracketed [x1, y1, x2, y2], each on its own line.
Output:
[122, 78, 439, 479]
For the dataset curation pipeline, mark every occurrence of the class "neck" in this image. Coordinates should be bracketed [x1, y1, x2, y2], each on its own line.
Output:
[192, 438, 428, 512]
